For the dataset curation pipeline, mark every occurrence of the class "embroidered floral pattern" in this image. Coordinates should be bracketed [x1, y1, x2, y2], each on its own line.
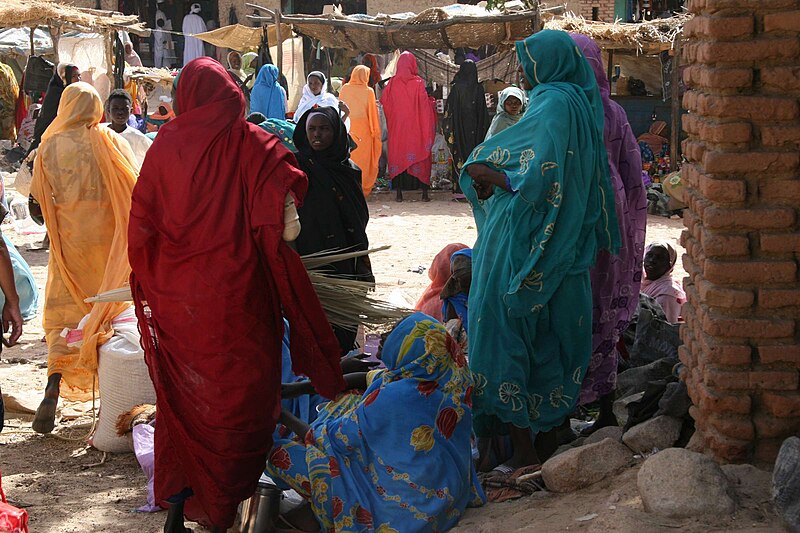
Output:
[498, 382, 525, 412]
[522, 269, 544, 292]
[410, 425, 435, 452]
[519, 149, 535, 173]
[487, 147, 511, 168]
[547, 181, 562, 207]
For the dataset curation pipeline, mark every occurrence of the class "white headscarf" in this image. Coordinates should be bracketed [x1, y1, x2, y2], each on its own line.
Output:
[190, 3, 201, 14]
[293, 71, 338, 123]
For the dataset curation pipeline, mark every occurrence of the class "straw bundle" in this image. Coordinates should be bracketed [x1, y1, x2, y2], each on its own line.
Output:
[86, 247, 411, 329]
[0, 0, 148, 35]
[544, 12, 690, 51]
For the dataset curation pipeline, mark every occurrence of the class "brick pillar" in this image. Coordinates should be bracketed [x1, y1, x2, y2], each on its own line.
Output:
[681, 0, 800, 464]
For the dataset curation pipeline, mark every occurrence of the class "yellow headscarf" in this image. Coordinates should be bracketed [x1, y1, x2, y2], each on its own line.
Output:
[32, 82, 137, 385]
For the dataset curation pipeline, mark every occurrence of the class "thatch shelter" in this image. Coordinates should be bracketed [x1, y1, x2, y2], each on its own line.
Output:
[250, 4, 542, 54]
[0, 0, 149, 37]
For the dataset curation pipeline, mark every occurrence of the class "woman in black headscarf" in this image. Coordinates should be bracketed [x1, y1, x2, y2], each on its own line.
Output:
[27, 64, 80, 155]
[443, 60, 490, 194]
[293, 106, 374, 354]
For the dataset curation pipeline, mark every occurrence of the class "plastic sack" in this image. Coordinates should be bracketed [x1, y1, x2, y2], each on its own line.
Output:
[88, 307, 157, 453]
[0, 473, 29, 533]
[132, 423, 160, 513]
[0, 235, 39, 321]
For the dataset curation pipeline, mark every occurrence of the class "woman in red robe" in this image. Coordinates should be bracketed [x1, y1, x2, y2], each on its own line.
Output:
[128, 57, 346, 532]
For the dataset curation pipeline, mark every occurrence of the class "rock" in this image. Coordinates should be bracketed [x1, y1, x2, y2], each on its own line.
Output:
[613, 392, 643, 427]
[773, 437, 800, 532]
[638, 448, 736, 518]
[722, 464, 772, 503]
[622, 415, 683, 454]
[542, 438, 633, 493]
[616, 358, 675, 398]
[584, 425, 624, 446]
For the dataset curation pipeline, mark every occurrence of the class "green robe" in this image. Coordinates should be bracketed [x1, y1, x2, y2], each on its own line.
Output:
[459, 30, 620, 437]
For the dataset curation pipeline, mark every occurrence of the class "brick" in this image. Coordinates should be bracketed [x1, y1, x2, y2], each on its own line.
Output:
[695, 39, 800, 64]
[696, 381, 753, 413]
[704, 368, 751, 390]
[702, 314, 795, 338]
[701, 423, 752, 462]
[759, 288, 800, 308]
[682, 116, 751, 144]
[682, 139, 706, 163]
[750, 370, 800, 390]
[703, 151, 800, 175]
[699, 174, 747, 203]
[761, 67, 800, 93]
[698, 278, 754, 307]
[761, 125, 800, 149]
[753, 413, 800, 438]
[699, 230, 750, 258]
[759, 179, 800, 204]
[703, 207, 796, 230]
[760, 233, 800, 253]
[764, 10, 800, 32]
[684, 14, 754, 39]
[699, 333, 754, 364]
[704, 259, 796, 285]
[707, 412, 755, 440]
[759, 345, 800, 365]
[683, 65, 753, 90]
[701, 0, 799, 13]
[762, 392, 800, 418]
[685, 92, 799, 122]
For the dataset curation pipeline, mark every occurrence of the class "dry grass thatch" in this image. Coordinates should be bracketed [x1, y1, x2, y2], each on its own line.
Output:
[86, 247, 411, 330]
[0, 0, 149, 36]
[267, 7, 539, 53]
[544, 12, 690, 52]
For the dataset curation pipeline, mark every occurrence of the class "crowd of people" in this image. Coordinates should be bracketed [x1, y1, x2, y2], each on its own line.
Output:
[0, 24, 692, 533]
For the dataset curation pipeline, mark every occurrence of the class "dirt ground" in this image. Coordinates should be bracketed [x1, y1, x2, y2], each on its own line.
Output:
[1, 189, 775, 533]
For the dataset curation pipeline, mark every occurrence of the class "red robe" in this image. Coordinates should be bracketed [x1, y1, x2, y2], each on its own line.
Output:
[128, 58, 345, 529]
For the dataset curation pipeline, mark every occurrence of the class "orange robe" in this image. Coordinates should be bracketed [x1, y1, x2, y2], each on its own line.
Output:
[31, 82, 137, 398]
[339, 65, 382, 196]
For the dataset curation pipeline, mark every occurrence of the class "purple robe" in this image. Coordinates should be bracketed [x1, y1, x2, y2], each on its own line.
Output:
[571, 34, 648, 405]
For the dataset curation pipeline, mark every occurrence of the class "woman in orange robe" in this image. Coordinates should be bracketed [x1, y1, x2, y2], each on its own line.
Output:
[30, 82, 138, 433]
[339, 65, 382, 196]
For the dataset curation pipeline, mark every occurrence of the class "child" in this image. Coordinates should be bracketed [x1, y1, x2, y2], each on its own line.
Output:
[485, 86, 526, 140]
[640, 241, 686, 323]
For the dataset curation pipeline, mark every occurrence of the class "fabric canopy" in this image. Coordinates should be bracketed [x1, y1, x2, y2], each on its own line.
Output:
[193, 23, 293, 52]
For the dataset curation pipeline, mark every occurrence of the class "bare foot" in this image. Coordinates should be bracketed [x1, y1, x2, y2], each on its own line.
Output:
[32, 397, 57, 434]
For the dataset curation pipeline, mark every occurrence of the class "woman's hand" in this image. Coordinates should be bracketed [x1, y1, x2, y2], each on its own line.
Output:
[467, 164, 508, 199]
[341, 353, 380, 375]
[339, 100, 351, 122]
[281, 381, 316, 399]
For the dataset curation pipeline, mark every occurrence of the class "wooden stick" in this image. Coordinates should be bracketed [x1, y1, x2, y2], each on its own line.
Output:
[276, 8, 283, 73]
[670, 32, 682, 172]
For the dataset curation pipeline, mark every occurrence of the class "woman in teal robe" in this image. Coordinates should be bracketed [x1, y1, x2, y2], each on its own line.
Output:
[459, 29, 620, 472]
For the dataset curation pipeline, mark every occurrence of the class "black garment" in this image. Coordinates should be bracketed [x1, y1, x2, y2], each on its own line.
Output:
[443, 61, 489, 192]
[293, 106, 373, 354]
[27, 72, 65, 154]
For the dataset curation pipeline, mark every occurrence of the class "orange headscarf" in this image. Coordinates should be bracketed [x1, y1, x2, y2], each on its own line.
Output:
[339, 65, 382, 196]
[31, 82, 137, 394]
[415, 243, 469, 321]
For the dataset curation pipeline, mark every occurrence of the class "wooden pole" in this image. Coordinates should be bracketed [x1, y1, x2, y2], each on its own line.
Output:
[607, 49, 614, 93]
[670, 32, 682, 172]
[276, 8, 283, 74]
[29, 26, 35, 56]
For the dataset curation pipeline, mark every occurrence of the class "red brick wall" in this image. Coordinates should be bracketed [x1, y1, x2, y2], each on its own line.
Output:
[680, 0, 800, 463]
[578, 0, 616, 21]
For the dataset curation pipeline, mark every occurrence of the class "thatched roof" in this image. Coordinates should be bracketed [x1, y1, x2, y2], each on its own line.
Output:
[544, 12, 689, 53]
[250, 4, 541, 53]
[0, 0, 150, 36]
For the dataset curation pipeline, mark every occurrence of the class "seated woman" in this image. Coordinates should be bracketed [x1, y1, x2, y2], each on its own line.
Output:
[415, 243, 468, 322]
[270, 312, 485, 532]
[641, 241, 686, 323]
[441, 248, 472, 354]
[292, 107, 374, 355]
